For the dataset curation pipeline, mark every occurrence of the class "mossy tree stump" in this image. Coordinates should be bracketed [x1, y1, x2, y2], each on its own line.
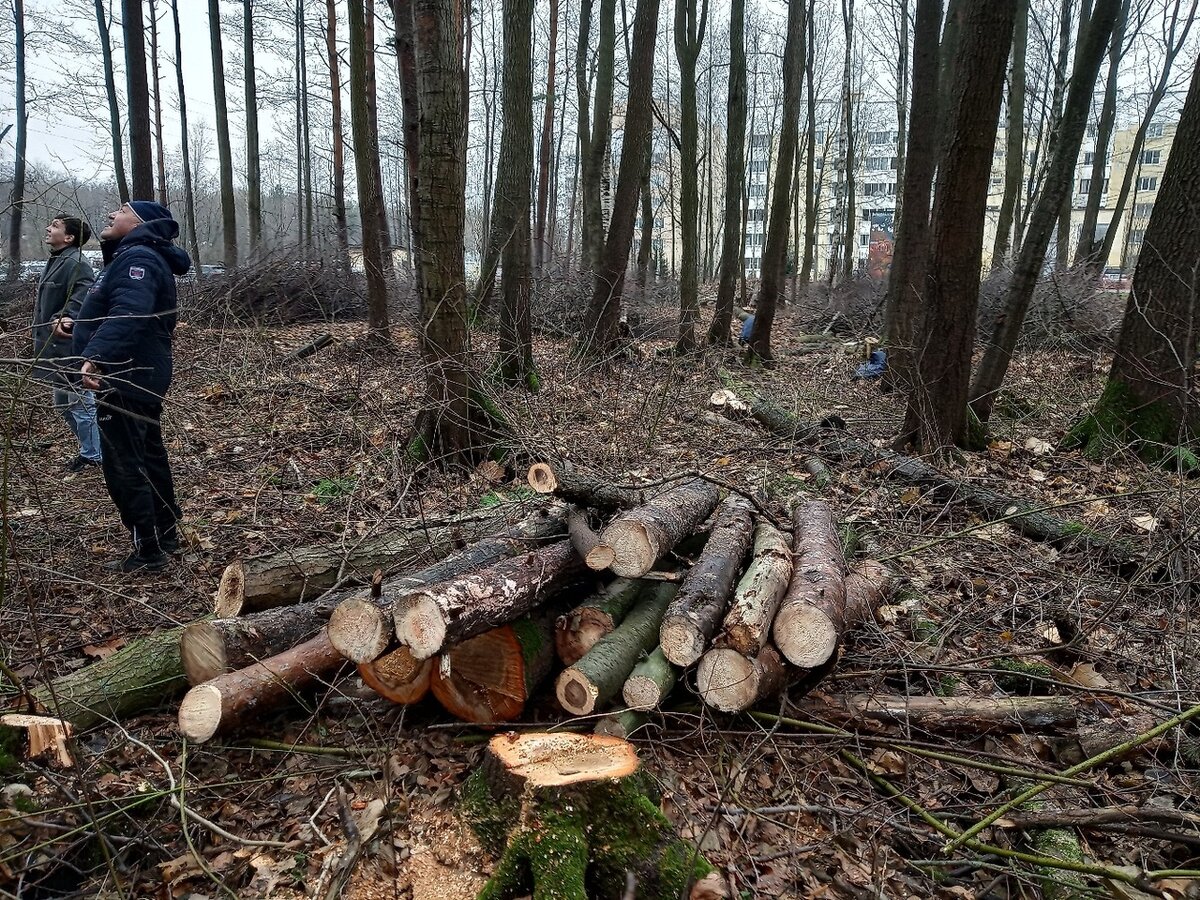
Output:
[462, 732, 720, 900]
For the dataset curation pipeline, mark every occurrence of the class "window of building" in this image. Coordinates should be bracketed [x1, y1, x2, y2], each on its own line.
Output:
[1080, 178, 1109, 194]
[1134, 202, 1154, 218]
[749, 158, 769, 172]
[1128, 228, 1145, 244]
[1148, 122, 1164, 138]
[1083, 151, 1095, 165]
[1137, 176, 1158, 191]
[815, 157, 824, 170]
[749, 183, 766, 197]
[814, 129, 826, 144]
[866, 156, 890, 171]
[866, 131, 891, 145]
[1140, 150, 1161, 165]
[750, 133, 771, 149]
[863, 182, 895, 197]
[859, 233, 870, 247]
[1087, 123, 1098, 137]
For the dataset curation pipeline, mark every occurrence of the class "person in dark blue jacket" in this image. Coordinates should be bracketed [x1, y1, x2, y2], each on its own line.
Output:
[72, 201, 192, 572]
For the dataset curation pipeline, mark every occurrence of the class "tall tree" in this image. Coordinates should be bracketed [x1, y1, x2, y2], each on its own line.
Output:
[387, 0, 422, 293]
[900, 0, 1014, 452]
[94, 0, 130, 203]
[326, 0, 350, 263]
[580, 0, 617, 271]
[297, 0, 315, 251]
[1075, 0, 1131, 269]
[797, 0, 817, 287]
[745, 0, 805, 363]
[412, 0, 472, 458]
[1068, 50, 1200, 461]
[969, 0, 1121, 423]
[124, 0, 155, 198]
[673, 0, 709, 352]
[534, 0, 560, 273]
[893, 0, 909, 228]
[6, 0, 26, 282]
[838, 0, 855, 282]
[881, 0, 942, 395]
[171, 0, 200, 266]
[244, 0, 263, 253]
[348, 0, 391, 335]
[208, 0, 239, 267]
[705, 0, 746, 346]
[991, 0, 1027, 266]
[365, 0, 394, 274]
[148, 0, 169, 205]
[578, 0, 661, 354]
[495, 0, 536, 386]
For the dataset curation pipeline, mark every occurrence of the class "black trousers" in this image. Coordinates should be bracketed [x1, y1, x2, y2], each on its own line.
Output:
[97, 392, 180, 552]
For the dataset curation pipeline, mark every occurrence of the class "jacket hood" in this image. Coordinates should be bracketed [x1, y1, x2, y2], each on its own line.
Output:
[102, 219, 193, 276]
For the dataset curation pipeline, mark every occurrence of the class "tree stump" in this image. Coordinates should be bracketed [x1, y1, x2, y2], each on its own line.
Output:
[461, 732, 721, 900]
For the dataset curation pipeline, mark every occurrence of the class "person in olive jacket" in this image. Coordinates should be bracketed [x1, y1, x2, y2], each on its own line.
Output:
[33, 214, 100, 471]
[72, 201, 192, 572]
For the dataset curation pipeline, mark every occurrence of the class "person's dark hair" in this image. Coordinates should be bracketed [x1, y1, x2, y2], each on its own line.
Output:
[54, 215, 91, 247]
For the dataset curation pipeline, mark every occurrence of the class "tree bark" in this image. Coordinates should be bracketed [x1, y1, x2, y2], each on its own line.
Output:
[430, 614, 555, 723]
[5, 0, 25, 281]
[577, 0, 660, 355]
[673, 0, 708, 353]
[705, 0, 745, 346]
[772, 501, 849, 667]
[169, 0, 200, 265]
[326, 0, 351, 266]
[393, 540, 586, 658]
[178, 634, 348, 742]
[622, 646, 678, 711]
[818, 694, 1078, 733]
[580, 0, 616, 272]
[555, 578, 645, 665]
[900, 0, 1015, 451]
[244, 0, 262, 253]
[746, 0, 805, 363]
[556, 583, 676, 715]
[533, 0, 559, 273]
[592, 478, 721, 577]
[969, 0, 1121, 425]
[696, 644, 789, 713]
[991, 0, 1028, 267]
[94, 0, 130, 203]
[207, 0, 239, 267]
[148, 0, 169, 205]
[838, 0, 856, 283]
[123, 0, 154, 198]
[716, 520, 792, 656]
[659, 496, 754, 666]
[387, 0, 422, 295]
[526, 463, 653, 509]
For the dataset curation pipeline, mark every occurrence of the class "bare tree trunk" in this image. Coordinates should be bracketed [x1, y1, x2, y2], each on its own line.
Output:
[1075, 0, 1130, 270]
[705, 0, 745, 347]
[94, 0, 130, 203]
[365, 0, 394, 275]
[798, 0, 817, 287]
[577, 0, 661, 355]
[209, 0, 239, 267]
[387, 0, 422, 294]
[148, 0, 169, 205]
[581, 0, 616, 272]
[992, 0, 1027, 267]
[969, 0, 1121, 424]
[300, 0, 314, 250]
[326, 0, 350, 266]
[746, 0, 806, 363]
[534, 0, 560, 274]
[893, 0, 908, 228]
[1067, 50, 1200, 458]
[839, 0, 855, 282]
[881, 0, 942, 397]
[674, 0, 709, 353]
[124, 0, 155, 198]
[6, 0, 26, 281]
[171, 0, 200, 266]
[244, 0, 263, 253]
[900, 0, 1015, 453]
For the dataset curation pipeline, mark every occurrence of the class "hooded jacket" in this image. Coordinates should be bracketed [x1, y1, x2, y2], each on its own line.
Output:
[73, 216, 192, 403]
[32, 246, 95, 380]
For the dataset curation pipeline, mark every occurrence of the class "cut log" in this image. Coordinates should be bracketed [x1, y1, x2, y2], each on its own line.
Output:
[555, 578, 645, 666]
[593, 478, 721, 577]
[218, 502, 564, 615]
[212, 560, 246, 617]
[327, 597, 394, 666]
[394, 539, 589, 659]
[0, 715, 74, 767]
[595, 709, 649, 739]
[696, 645, 789, 713]
[525, 462, 651, 509]
[622, 647, 678, 711]
[803, 456, 832, 489]
[772, 501, 849, 668]
[178, 632, 348, 742]
[717, 521, 793, 656]
[566, 506, 601, 559]
[823, 694, 1079, 734]
[844, 560, 895, 620]
[659, 496, 755, 666]
[462, 732, 720, 900]
[189, 506, 569, 683]
[282, 330, 334, 362]
[556, 583, 677, 716]
[358, 647, 432, 705]
[430, 614, 556, 724]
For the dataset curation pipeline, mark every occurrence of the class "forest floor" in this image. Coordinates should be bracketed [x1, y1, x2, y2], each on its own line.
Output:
[0, 289, 1197, 900]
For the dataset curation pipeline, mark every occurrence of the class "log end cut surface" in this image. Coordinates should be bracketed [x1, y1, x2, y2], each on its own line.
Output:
[177, 684, 224, 743]
[696, 648, 760, 713]
[585, 543, 616, 571]
[602, 521, 657, 577]
[659, 616, 706, 667]
[431, 625, 531, 723]
[213, 560, 246, 618]
[329, 597, 391, 664]
[487, 731, 640, 787]
[393, 594, 447, 660]
[773, 603, 839, 668]
[555, 667, 601, 716]
[358, 647, 432, 705]
[526, 462, 558, 493]
[180, 622, 228, 685]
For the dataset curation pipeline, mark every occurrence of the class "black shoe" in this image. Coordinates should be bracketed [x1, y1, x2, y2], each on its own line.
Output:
[105, 549, 170, 573]
[159, 535, 180, 555]
[65, 455, 101, 473]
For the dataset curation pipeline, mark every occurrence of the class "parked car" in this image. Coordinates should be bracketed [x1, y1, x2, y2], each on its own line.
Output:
[0, 260, 45, 282]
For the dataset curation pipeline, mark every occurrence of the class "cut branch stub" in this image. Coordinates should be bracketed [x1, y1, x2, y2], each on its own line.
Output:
[659, 495, 755, 666]
[717, 520, 793, 656]
[696, 645, 789, 713]
[622, 646, 678, 711]
[394, 539, 588, 659]
[358, 646, 431, 705]
[772, 501, 849, 667]
[594, 478, 721, 577]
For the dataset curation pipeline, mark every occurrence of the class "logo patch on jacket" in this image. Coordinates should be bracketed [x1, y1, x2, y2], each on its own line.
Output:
[129, 266, 146, 280]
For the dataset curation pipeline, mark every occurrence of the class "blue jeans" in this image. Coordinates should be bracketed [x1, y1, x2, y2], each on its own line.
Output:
[53, 384, 102, 462]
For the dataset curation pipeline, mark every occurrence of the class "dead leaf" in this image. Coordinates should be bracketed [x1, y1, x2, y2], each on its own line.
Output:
[865, 749, 907, 776]
[1037, 622, 1062, 643]
[1027, 468, 1048, 482]
[899, 487, 922, 505]
[1023, 437, 1053, 455]
[1132, 513, 1159, 532]
[1066, 662, 1111, 690]
[82, 637, 127, 659]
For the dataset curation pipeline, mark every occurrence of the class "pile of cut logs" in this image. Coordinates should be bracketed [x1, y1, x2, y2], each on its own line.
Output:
[176, 464, 894, 742]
